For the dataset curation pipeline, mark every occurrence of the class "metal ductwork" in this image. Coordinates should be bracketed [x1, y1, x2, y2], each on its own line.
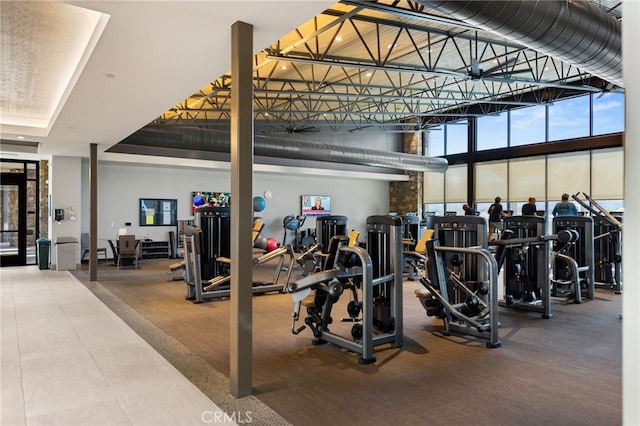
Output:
[120, 126, 448, 173]
[420, 0, 622, 87]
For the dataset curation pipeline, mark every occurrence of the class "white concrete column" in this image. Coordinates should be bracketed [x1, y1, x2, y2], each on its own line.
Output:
[622, 0, 640, 423]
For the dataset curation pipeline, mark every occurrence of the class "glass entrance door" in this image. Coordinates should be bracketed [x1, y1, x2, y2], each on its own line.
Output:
[0, 173, 27, 266]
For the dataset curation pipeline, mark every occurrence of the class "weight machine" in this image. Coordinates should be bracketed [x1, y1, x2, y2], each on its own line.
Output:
[314, 215, 348, 270]
[282, 214, 308, 252]
[551, 216, 595, 303]
[183, 225, 295, 303]
[194, 206, 231, 281]
[315, 215, 348, 248]
[399, 214, 425, 280]
[415, 216, 501, 347]
[399, 214, 422, 245]
[571, 192, 623, 293]
[287, 216, 403, 364]
[418, 239, 501, 348]
[431, 215, 487, 285]
[496, 216, 553, 318]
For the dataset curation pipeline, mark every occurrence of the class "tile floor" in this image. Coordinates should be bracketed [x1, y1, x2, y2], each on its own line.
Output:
[1, 266, 235, 425]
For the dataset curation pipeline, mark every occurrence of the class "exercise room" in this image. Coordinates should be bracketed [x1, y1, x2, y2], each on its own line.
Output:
[1, 1, 638, 425]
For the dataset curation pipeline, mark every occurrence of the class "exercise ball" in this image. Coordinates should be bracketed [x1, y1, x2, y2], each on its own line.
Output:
[253, 196, 266, 212]
[284, 215, 299, 231]
[254, 233, 268, 250]
[266, 237, 279, 252]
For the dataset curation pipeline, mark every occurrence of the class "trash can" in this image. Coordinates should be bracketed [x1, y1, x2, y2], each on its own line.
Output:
[55, 236, 78, 271]
[36, 238, 51, 270]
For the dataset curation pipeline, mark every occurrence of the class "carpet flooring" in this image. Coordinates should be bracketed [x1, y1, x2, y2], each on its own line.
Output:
[73, 258, 622, 426]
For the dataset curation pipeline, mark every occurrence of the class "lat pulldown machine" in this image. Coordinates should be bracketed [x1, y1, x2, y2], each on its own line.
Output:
[552, 216, 595, 303]
[415, 216, 502, 348]
[496, 216, 553, 318]
[571, 192, 622, 293]
[492, 222, 588, 317]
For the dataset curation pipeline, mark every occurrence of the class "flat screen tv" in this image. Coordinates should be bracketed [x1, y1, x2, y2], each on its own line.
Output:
[192, 192, 230, 213]
[301, 195, 331, 216]
[140, 198, 178, 226]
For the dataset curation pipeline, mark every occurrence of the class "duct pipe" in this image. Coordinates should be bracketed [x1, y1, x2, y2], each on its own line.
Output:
[122, 126, 448, 173]
[419, 0, 622, 87]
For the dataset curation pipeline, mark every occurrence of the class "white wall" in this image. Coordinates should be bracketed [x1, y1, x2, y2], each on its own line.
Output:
[84, 159, 395, 251]
[50, 156, 82, 267]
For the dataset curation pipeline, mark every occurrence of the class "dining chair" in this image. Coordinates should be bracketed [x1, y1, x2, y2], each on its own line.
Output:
[117, 235, 140, 269]
[81, 232, 107, 262]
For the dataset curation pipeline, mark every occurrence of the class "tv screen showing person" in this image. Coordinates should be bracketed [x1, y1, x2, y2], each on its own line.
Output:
[301, 195, 331, 216]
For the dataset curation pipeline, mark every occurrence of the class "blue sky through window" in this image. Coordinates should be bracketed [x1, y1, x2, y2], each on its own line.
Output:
[593, 92, 625, 135]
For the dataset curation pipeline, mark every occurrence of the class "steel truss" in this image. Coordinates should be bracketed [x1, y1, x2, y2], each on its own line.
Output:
[153, 1, 620, 133]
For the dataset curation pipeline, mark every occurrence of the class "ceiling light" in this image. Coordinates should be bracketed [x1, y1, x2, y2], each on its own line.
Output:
[17, 136, 24, 140]
[386, 43, 398, 49]
[365, 72, 372, 77]
[335, 36, 343, 42]
[281, 65, 288, 70]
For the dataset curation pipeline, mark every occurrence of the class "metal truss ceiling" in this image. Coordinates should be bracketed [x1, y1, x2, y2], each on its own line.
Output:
[150, 0, 623, 135]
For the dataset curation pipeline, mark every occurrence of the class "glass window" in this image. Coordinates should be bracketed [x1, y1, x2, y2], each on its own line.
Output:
[427, 127, 445, 157]
[510, 105, 545, 146]
[548, 96, 590, 141]
[446, 120, 468, 154]
[591, 199, 624, 213]
[477, 111, 508, 150]
[444, 202, 465, 216]
[591, 148, 624, 200]
[424, 203, 444, 217]
[475, 202, 492, 218]
[475, 161, 508, 203]
[546, 151, 590, 202]
[508, 156, 546, 201]
[26, 163, 37, 179]
[444, 164, 467, 203]
[423, 171, 444, 203]
[593, 92, 624, 135]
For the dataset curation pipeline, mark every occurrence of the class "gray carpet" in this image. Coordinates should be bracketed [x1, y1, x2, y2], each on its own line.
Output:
[73, 259, 622, 426]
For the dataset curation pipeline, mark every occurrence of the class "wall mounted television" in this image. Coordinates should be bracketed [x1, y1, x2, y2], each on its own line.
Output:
[192, 192, 231, 213]
[139, 198, 178, 226]
[301, 195, 331, 216]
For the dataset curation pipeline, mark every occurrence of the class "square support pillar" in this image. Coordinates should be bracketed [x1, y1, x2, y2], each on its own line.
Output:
[229, 20, 254, 399]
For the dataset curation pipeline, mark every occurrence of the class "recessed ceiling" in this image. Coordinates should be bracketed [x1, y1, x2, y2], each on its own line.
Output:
[0, 1, 107, 137]
[0, 1, 335, 156]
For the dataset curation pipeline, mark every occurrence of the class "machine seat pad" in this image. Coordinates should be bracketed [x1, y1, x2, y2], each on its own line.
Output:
[414, 288, 432, 298]
[169, 261, 185, 271]
[301, 290, 317, 307]
[216, 257, 231, 265]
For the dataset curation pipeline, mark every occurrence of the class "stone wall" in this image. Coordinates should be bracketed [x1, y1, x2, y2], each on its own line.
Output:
[389, 131, 423, 216]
